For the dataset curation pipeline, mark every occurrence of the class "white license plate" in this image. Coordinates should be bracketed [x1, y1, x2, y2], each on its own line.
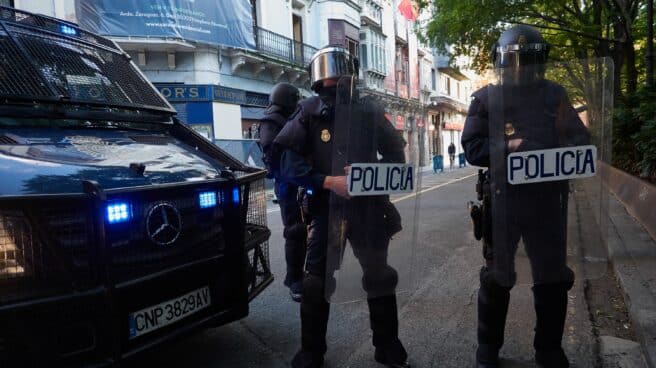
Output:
[507, 145, 597, 185]
[347, 163, 415, 196]
[128, 286, 211, 339]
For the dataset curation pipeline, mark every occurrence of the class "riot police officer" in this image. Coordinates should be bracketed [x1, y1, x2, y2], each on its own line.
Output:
[274, 46, 411, 368]
[462, 25, 590, 368]
[259, 82, 306, 302]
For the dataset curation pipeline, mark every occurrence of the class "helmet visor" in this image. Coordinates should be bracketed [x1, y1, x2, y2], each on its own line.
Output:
[497, 51, 548, 68]
[309, 48, 355, 87]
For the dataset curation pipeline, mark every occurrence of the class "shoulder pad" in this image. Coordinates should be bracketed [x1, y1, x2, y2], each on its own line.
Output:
[261, 111, 287, 126]
[297, 96, 324, 118]
[471, 85, 488, 101]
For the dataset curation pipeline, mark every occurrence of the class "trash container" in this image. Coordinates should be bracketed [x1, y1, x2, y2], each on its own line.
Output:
[458, 153, 466, 168]
[433, 155, 444, 173]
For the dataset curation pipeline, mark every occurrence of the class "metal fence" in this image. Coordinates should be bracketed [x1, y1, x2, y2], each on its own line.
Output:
[254, 25, 317, 67]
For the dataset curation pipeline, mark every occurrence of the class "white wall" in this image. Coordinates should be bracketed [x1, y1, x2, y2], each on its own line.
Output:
[14, 0, 75, 21]
[258, 0, 292, 37]
[213, 103, 242, 140]
[382, 0, 396, 92]
[193, 48, 220, 85]
[130, 51, 197, 84]
[306, 1, 360, 48]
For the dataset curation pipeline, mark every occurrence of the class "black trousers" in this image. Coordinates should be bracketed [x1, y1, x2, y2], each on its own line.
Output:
[274, 180, 307, 286]
[300, 209, 403, 355]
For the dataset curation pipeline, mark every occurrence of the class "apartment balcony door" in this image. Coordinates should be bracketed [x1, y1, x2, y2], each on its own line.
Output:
[293, 14, 303, 65]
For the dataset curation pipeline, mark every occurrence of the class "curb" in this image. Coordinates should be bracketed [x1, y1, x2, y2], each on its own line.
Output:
[606, 193, 656, 368]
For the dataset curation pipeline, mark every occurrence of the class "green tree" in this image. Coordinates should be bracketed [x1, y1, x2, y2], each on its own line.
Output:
[418, 0, 642, 98]
[418, 0, 655, 181]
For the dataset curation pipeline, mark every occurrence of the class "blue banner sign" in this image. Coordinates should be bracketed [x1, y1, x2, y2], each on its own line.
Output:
[154, 84, 268, 106]
[77, 0, 256, 49]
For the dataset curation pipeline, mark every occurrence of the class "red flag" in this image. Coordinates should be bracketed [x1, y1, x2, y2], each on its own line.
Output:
[398, 0, 418, 21]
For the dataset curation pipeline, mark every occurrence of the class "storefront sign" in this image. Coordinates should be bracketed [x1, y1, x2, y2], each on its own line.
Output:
[155, 84, 268, 107]
[444, 122, 464, 131]
[157, 85, 211, 101]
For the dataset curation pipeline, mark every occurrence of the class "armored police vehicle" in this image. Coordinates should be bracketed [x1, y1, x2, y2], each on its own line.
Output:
[0, 7, 272, 366]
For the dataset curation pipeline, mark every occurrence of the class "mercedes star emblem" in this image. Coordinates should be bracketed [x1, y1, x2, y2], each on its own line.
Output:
[146, 202, 182, 246]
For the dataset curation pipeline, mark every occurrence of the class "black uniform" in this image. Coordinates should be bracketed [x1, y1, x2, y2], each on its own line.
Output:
[274, 88, 408, 367]
[462, 79, 590, 366]
[259, 106, 306, 289]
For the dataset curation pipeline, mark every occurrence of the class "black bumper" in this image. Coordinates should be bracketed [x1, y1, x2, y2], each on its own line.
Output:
[0, 172, 272, 367]
[0, 256, 249, 367]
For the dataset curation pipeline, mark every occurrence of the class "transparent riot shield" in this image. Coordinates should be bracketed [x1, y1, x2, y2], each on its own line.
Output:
[483, 58, 613, 287]
[325, 76, 422, 303]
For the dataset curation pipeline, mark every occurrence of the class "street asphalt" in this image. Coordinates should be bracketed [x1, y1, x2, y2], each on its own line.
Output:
[125, 166, 634, 368]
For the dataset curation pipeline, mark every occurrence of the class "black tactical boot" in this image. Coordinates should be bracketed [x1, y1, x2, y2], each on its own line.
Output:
[368, 295, 411, 368]
[291, 350, 324, 368]
[532, 282, 572, 368]
[476, 268, 511, 368]
[292, 274, 330, 368]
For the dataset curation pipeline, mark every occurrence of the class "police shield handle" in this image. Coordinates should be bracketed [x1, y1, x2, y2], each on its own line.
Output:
[323, 175, 350, 198]
[507, 145, 597, 185]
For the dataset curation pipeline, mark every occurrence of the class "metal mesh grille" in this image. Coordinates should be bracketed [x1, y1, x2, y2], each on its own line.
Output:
[0, 200, 94, 306]
[106, 188, 226, 284]
[41, 206, 91, 250]
[0, 7, 117, 50]
[241, 177, 272, 299]
[0, 29, 52, 98]
[0, 6, 171, 111]
[8, 25, 168, 109]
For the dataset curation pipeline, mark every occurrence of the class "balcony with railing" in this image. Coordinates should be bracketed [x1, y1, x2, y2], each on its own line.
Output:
[228, 25, 317, 84]
[253, 26, 317, 68]
[360, 0, 383, 27]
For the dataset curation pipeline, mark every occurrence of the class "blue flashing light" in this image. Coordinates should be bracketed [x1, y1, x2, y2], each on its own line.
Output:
[60, 24, 77, 36]
[199, 191, 217, 208]
[107, 202, 130, 224]
[306, 189, 314, 196]
[232, 187, 240, 205]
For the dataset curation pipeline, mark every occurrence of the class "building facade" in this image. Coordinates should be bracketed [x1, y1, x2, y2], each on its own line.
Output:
[10, 0, 477, 167]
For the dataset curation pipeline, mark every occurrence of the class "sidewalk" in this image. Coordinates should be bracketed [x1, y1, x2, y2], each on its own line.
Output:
[606, 191, 656, 367]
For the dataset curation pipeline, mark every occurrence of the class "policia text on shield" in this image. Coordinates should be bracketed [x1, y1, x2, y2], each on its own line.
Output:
[348, 163, 415, 196]
[507, 145, 596, 184]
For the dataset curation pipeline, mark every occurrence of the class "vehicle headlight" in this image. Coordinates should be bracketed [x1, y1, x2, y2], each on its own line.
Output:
[0, 214, 32, 280]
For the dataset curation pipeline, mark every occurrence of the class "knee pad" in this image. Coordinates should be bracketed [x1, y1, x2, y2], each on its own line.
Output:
[303, 273, 327, 303]
[479, 267, 513, 298]
[284, 223, 307, 242]
[362, 265, 399, 295]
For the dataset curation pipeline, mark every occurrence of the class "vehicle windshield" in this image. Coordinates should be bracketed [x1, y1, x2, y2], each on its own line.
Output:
[0, 117, 170, 132]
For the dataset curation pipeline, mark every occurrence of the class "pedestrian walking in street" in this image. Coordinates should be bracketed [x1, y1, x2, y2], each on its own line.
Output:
[274, 45, 411, 368]
[462, 25, 594, 368]
[448, 142, 456, 169]
[259, 82, 306, 302]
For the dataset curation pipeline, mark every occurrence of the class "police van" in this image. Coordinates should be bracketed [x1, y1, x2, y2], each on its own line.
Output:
[0, 7, 272, 366]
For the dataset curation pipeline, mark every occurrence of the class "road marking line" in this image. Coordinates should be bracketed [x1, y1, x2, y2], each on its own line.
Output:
[392, 173, 478, 203]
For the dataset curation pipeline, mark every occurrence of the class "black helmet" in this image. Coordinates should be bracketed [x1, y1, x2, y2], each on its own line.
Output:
[268, 82, 300, 115]
[308, 45, 359, 92]
[492, 25, 549, 67]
